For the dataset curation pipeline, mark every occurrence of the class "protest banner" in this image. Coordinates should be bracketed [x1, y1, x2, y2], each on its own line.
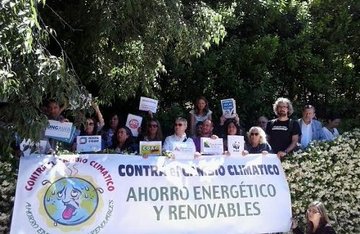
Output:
[11, 154, 292, 234]
[125, 114, 143, 137]
[76, 135, 102, 153]
[221, 98, 236, 118]
[139, 97, 158, 113]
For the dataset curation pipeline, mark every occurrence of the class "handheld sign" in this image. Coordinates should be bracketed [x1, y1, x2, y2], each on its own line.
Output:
[76, 135, 102, 153]
[45, 120, 75, 143]
[139, 141, 162, 156]
[221, 98, 236, 118]
[200, 137, 224, 155]
[227, 135, 244, 156]
[125, 114, 143, 137]
[171, 142, 196, 159]
[139, 97, 158, 113]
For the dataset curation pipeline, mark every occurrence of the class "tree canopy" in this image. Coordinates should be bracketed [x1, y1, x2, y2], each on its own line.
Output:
[1, 0, 359, 154]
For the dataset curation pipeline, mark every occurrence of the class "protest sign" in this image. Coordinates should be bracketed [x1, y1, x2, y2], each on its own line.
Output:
[76, 135, 102, 153]
[139, 141, 162, 156]
[45, 120, 75, 143]
[139, 97, 158, 113]
[200, 137, 224, 155]
[227, 135, 245, 156]
[171, 142, 196, 160]
[221, 98, 236, 118]
[11, 154, 292, 234]
[125, 114, 143, 137]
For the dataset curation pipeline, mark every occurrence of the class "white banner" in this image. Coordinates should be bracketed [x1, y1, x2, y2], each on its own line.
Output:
[11, 154, 292, 234]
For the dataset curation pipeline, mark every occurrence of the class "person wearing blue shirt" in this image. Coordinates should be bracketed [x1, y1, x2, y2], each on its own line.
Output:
[297, 105, 325, 149]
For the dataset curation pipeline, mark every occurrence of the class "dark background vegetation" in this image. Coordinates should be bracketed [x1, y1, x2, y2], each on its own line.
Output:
[1, 0, 360, 154]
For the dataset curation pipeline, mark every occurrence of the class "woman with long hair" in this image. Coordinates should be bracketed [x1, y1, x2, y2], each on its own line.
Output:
[142, 118, 163, 141]
[112, 126, 138, 154]
[189, 96, 212, 136]
[292, 201, 336, 234]
[243, 126, 272, 155]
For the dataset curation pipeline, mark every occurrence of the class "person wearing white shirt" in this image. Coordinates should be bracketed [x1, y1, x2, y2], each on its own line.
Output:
[322, 115, 341, 141]
[163, 117, 196, 157]
[297, 105, 325, 149]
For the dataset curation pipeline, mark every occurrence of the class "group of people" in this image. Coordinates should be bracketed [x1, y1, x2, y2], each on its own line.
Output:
[42, 96, 341, 158]
[32, 97, 340, 233]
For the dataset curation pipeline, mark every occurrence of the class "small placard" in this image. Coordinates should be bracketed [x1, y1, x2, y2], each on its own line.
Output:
[139, 141, 162, 156]
[125, 114, 143, 137]
[171, 142, 196, 160]
[139, 96, 158, 113]
[227, 135, 244, 156]
[45, 120, 73, 140]
[200, 137, 224, 155]
[221, 98, 236, 118]
[76, 135, 102, 153]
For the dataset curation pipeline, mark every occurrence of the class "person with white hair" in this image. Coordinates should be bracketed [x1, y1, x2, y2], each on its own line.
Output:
[266, 97, 301, 158]
[243, 126, 272, 155]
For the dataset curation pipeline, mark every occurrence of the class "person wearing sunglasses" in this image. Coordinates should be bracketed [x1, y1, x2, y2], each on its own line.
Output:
[243, 126, 272, 155]
[72, 102, 105, 151]
[163, 117, 195, 154]
[292, 201, 336, 234]
[140, 118, 163, 142]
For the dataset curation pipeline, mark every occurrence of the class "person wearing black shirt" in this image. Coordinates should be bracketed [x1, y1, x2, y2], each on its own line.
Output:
[266, 97, 301, 158]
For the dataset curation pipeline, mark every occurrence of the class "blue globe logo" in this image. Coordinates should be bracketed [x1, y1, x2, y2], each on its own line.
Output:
[43, 177, 99, 226]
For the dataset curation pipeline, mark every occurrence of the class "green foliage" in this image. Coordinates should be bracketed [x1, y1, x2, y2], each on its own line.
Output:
[0, 0, 90, 151]
[0, 155, 18, 232]
[40, 0, 233, 104]
[1, 0, 360, 152]
[283, 129, 360, 233]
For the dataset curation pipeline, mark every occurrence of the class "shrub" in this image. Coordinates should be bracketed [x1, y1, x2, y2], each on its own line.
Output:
[0, 155, 18, 233]
[283, 129, 360, 233]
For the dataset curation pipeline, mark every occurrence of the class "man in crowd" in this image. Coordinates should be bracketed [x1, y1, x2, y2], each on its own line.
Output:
[192, 119, 215, 152]
[297, 105, 324, 148]
[163, 117, 196, 156]
[266, 97, 301, 158]
[257, 116, 268, 131]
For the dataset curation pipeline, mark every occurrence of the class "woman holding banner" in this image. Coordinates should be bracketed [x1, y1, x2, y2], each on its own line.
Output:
[292, 201, 336, 234]
[112, 126, 138, 154]
[243, 126, 272, 155]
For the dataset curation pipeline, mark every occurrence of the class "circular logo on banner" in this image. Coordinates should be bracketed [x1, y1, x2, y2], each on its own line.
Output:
[129, 119, 139, 129]
[43, 177, 99, 226]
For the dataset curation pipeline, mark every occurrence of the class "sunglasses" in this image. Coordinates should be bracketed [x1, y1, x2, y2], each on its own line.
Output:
[148, 124, 158, 128]
[86, 122, 94, 126]
[175, 123, 183, 127]
[250, 132, 259, 136]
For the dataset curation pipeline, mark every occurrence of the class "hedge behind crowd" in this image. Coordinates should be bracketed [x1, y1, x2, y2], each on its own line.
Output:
[283, 129, 360, 233]
[1, 129, 359, 233]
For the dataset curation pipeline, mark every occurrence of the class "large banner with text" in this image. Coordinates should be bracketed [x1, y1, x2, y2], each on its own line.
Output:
[11, 154, 292, 234]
